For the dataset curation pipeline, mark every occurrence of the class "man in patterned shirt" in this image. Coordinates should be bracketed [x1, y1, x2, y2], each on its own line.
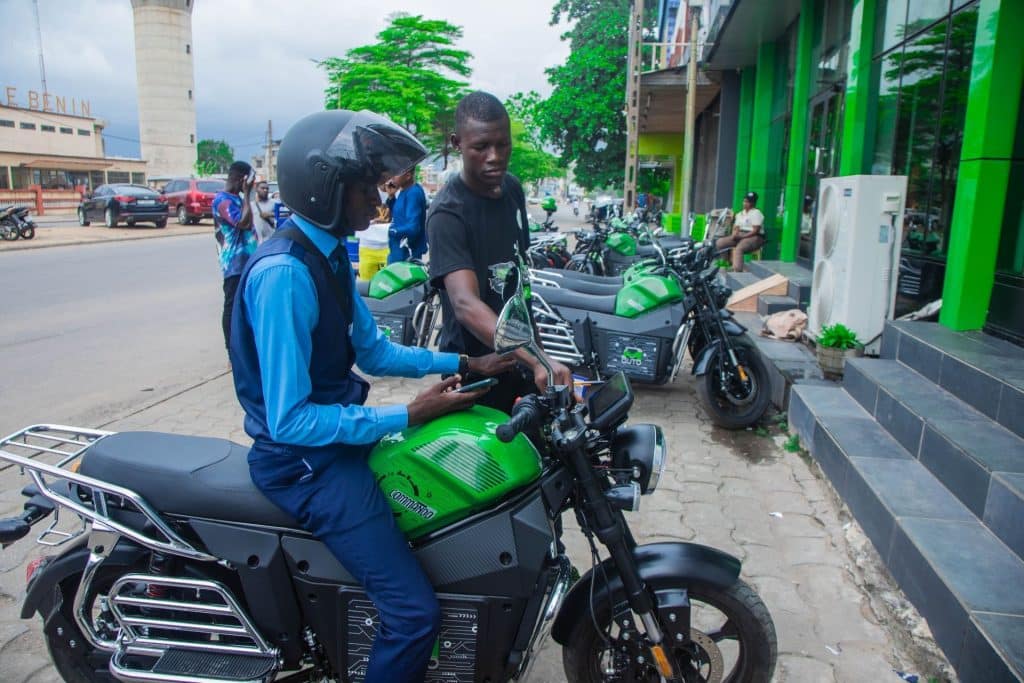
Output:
[212, 161, 257, 350]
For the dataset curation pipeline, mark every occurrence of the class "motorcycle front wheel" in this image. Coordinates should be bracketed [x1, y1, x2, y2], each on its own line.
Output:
[562, 579, 777, 683]
[695, 338, 771, 429]
[19, 224, 35, 239]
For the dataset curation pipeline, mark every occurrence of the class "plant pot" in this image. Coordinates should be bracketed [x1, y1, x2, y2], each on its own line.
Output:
[817, 345, 863, 377]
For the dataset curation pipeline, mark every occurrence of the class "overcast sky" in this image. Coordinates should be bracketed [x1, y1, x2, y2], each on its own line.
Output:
[2, 0, 571, 160]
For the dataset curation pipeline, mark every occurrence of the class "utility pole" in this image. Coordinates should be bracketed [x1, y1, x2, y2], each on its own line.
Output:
[264, 120, 273, 181]
[32, 0, 48, 93]
[623, 0, 644, 211]
[679, 6, 699, 226]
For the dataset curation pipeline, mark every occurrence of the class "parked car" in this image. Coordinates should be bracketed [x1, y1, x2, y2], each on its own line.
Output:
[78, 184, 168, 228]
[160, 177, 225, 225]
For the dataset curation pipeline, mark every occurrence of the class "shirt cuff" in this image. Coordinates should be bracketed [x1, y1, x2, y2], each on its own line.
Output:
[433, 351, 461, 375]
[376, 404, 409, 435]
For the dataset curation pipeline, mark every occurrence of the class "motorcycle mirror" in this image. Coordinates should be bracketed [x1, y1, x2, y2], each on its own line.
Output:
[494, 272, 532, 356]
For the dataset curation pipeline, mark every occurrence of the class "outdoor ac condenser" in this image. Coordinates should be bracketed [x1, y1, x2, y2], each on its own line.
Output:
[808, 175, 908, 350]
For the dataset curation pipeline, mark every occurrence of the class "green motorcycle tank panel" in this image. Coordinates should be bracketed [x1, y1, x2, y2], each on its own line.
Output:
[615, 275, 684, 318]
[369, 405, 543, 539]
[367, 261, 428, 299]
[622, 260, 660, 283]
[605, 231, 637, 256]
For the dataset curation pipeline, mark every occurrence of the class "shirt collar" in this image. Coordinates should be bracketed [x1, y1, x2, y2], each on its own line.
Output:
[291, 214, 341, 260]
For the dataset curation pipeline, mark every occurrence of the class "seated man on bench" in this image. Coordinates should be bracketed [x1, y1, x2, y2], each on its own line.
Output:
[716, 191, 764, 272]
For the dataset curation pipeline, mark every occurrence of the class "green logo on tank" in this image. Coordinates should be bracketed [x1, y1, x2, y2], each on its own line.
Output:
[621, 347, 645, 366]
[390, 490, 436, 520]
[378, 324, 394, 339]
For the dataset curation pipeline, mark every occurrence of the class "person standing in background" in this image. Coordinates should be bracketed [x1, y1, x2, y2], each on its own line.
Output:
[212, 161, 257, 350]
[250, 181, 276, 244]
[387, 166, 427, 263]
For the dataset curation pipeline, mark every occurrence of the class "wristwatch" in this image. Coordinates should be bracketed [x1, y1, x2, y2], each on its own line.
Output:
[458, 354, 470, 376]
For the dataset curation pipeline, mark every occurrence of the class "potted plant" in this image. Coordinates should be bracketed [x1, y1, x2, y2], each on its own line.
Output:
[816, 323, 864, 376]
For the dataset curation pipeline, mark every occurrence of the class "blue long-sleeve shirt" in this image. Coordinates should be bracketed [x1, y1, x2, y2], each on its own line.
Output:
[388, 183, 427, 259]
[242, 215, 460, 447]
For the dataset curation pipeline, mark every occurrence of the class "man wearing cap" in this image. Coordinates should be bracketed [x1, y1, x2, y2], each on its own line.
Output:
[716, 191, 765, 271]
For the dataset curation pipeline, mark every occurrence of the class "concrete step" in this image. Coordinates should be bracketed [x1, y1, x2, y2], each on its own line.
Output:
[790, 384, 1024, 681]
[744, 260, 812, 309]
[882, 321, 1024, 438]
[733, 311, 823, 410]
[723, 270, 759, 292]
[844, 358, 1024, 529]
[756, 294, 799, 316]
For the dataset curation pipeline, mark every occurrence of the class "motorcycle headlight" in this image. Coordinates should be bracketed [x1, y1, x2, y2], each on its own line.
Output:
[611, 424, 667, 495]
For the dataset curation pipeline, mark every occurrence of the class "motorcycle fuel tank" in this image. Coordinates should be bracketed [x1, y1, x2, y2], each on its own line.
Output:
[367, 261, 428, 299]
[605, 231, 637, 256]
[369, 406, 543, 539]
[615, 275, 684, 318]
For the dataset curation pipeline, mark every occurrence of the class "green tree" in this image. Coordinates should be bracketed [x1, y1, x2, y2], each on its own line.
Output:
[319, 14, 472, 165]
[195, 139, 233, 176]
[539, 0, 630, 191]
[508, 117, 560, 187]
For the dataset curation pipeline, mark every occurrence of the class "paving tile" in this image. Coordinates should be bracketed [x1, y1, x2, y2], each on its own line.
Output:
[811, 423, 850, 498]
[817, 414, 911, 461]
[880, 324, 900, 360]
[851, 457, 975, 523]
[959, 612, 1024, 683]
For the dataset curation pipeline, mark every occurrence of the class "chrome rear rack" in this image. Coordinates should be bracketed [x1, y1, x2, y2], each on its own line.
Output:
[0, 425, 217, 561]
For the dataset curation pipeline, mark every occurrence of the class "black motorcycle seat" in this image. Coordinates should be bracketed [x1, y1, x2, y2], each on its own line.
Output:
[533, 284, 617, 315]
[355, 278, 370, 296]
[80, 432, 300, 528]
[538, 268, 624, 285]
[534, 278, 621, 296]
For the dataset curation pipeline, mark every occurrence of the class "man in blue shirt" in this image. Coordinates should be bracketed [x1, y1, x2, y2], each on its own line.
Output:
[229, 110, 512, 683]
[212, 161, 257, 349]
[386, 166, 427, 263]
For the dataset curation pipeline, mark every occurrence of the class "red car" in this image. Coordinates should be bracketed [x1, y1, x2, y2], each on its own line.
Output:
[160, 178, 225, 225]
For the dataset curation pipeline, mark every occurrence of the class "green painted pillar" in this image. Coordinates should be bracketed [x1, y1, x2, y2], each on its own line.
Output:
[747, 42, 781, 257]
[839, 0, 878, 176]
[733, 67, 756, 210]
[780, 0, 816, 262]
[940, 0, 1024, 331]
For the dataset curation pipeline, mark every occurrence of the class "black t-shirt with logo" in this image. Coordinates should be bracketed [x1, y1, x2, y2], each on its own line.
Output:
[427, 174, 530, 358]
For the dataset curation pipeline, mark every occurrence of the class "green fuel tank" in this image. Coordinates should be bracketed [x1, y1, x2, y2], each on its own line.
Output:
[615, 274, 684, 318]
[368, 261, 429, 299]
[369, 405, 543, 539]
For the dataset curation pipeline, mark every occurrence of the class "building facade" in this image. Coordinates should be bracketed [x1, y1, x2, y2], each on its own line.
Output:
[131, 0, 197, 179]
[0, 102, 147, 193]
[641, 0, 1023, 344]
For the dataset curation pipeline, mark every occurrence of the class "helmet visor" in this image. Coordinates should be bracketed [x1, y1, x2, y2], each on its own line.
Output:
[324, 110, 428, 184]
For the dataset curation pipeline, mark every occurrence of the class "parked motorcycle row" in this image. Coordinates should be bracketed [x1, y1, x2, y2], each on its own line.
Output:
[362, 207, 771, 430]
[0, 263, 777, 683]
[0, 204, 36, 240]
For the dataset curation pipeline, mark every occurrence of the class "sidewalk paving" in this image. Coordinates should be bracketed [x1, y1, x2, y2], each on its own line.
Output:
[0, 218, 211, 252]
[0, 368, 953, 682]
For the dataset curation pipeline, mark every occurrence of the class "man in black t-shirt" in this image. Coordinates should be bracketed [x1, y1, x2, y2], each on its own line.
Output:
[428, 91, 573, 414]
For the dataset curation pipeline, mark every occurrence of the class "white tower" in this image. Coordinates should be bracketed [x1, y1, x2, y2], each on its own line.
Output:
[131, 0, 197, 179]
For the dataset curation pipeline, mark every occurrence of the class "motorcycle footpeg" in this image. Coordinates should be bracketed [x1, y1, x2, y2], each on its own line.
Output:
[110, 647, 278, 683]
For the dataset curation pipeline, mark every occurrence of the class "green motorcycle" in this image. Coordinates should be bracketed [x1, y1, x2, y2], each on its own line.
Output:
[0, 266, 776, 683]
[357, 260, 440, 347]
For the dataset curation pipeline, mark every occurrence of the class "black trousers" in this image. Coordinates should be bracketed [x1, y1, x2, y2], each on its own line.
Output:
[222, 275, 241, 351]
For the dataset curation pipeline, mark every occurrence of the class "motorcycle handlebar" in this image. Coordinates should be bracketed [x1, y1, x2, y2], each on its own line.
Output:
[496, 395, 543, 442]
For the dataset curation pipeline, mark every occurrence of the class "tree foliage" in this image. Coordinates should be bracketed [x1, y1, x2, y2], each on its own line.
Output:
[508, 117, 560, 188]
[319, 15, 472, 164]
[539, 0, 629, 191]
[195, 139, 234, 177]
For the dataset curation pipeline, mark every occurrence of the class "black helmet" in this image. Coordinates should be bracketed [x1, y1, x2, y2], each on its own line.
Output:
[277, 110, 427, 234]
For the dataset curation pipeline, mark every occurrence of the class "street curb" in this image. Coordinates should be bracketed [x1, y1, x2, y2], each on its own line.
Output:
[0, 227, 211, 252]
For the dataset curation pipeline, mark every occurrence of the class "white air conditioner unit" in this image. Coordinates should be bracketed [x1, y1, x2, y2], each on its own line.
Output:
[809, 175, 907, 350]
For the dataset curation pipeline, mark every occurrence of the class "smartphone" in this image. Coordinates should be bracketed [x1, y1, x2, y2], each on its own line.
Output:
[455, 377, 499, 393]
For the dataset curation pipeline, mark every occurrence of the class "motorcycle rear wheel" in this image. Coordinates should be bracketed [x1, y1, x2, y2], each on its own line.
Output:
[695, 338, 771, 430]
[1, 222, 18, 240]
[562, 579, 777, 683]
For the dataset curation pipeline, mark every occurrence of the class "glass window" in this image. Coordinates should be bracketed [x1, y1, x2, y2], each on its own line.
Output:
[906, 0, 952, 37]
[0, 119, 14, 127]
[11, 167, 32, 189]
[871, 46, 903, 174]
[60, 126, 72, 134]
[89, 171, 105, 190]
[0, 167, 8, 190]
[197, 180, 225, 192]
[20, 122, 37, 130]
[131, 172, 146, 185]
[40, 124, 55, 132]
[77, 129, 91, 136]
[876, 0, 909, 54]
[107, 171, 130, 184]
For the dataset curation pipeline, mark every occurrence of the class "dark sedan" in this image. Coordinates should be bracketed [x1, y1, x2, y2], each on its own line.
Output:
[78, 185, 168, 228]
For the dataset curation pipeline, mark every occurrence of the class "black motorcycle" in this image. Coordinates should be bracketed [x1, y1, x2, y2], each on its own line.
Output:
[0, 204, 35, 240]
[0, 265, 776, 682]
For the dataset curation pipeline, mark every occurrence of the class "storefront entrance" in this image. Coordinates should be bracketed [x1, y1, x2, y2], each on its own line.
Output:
[799, 88, 845, 267]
